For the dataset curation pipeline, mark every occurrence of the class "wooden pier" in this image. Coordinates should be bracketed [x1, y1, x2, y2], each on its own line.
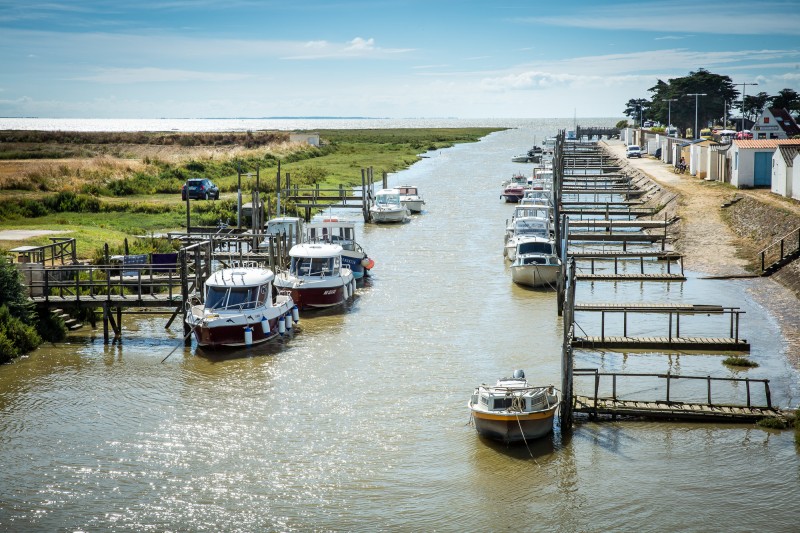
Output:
[572, 369, 780, 422]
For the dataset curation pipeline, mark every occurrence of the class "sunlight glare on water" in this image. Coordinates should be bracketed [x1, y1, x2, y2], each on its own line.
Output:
[0, 122, 799, 531]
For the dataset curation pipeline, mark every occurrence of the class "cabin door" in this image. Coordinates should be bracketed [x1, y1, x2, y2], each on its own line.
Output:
[753, 152, 772, 187]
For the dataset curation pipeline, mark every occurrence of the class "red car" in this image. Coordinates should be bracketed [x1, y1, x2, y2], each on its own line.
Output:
[735, 130, 753, 140]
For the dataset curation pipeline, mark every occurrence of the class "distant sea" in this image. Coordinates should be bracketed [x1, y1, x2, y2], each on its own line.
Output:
[0, 117, 620, 132]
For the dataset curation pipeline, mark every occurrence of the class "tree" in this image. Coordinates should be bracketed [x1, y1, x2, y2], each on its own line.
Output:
[623, 98, 649, 125]
[741, 91, 770, 122]
[769, 88, 800, 117]
[647, 69, 737, 133]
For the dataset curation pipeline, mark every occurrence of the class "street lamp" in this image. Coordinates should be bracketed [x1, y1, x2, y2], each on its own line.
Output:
[736, 81, 758, 132]
[662, 98, 678, 130]
[687, 93, 707, 139]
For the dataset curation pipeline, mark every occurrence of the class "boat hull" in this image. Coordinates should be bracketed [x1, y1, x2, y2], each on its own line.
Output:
[341, 251, 367, 280]
[471, 406, 558, 443]
[275, 275, 355, 311]
[401, 200, 424, 213]
[370, 207, 408, 223]
[187, 296, 296, 348]
[510, 263, 561, 288]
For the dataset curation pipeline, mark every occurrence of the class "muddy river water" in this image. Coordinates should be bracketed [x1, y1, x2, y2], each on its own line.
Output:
[1, 125, 799, 531]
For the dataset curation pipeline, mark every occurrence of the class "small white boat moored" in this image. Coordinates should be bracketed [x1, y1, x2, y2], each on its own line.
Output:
[468, 369, 560, 444]
[370, 188, 410, 223]
[396, 185, 425, 213]
[510, 237, 562, 289]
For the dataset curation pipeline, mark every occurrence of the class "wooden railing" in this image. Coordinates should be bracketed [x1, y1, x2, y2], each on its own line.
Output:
[760, 226, 800, 274]
[573, 368, 772, 410]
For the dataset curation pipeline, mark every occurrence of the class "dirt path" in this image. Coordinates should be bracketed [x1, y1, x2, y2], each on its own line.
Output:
[603, 140, 751, 276]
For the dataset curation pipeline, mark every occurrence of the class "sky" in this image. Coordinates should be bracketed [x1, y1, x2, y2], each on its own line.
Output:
[0, 0, 799, 119]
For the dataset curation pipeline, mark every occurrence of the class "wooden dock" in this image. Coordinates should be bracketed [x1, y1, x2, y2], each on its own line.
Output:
[571, 335, 749, 350]
[571, 370, 780, 422]
[576, 273, 686, 281]
[573, 395, 781, 422]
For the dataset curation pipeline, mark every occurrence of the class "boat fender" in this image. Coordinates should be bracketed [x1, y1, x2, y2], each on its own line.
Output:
[261, 316, 270, 334]
[362, 258, 375, 270]
[244, 326, 253, 346]
[343, 282, 349, 299]
[292, 306, 300, 323]
[284, 314, 292, 330]
[278, 317, 286, 336]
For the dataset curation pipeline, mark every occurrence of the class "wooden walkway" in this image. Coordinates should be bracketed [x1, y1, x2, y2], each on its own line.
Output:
[569, 250, 681, 259]
[573, 395, 782, 422]
[571, 335, 750, 350]
[576, 273, 686, 281]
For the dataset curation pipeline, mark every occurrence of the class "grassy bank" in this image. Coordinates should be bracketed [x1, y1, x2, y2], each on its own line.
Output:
[0, 127, 503, 258]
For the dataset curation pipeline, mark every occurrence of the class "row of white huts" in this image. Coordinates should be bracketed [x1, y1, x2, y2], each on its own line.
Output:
[624, 108, 800, 201]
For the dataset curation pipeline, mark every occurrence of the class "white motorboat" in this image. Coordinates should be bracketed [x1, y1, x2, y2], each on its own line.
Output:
[395, 185, 425, 213]
[510, 237, 561, 289]
[260, 216, 305, 250]
[274, 243, 356, 311]
[306, 218, 374, 281]
[504, 217, 550, 261]
[370, 188, 410, 223]
[185, 267, 298, 348]
[468, 369, 560, 444]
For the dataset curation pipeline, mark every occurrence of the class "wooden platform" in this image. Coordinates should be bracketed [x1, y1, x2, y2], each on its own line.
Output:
[571, 335, 750, 351]
[560, 208, 656, 216]
[574, 303, 723, 313]
[573, 395, 781, 422]
[568, 232, 667, 243]
[576, 273, 686, 281]
[32, 294, 182, 309]
[569, 250, 681, 259]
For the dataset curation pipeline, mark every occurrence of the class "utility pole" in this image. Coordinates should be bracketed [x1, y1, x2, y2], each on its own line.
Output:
[662, 98, 678, 129]
[736, 81, 758, 132]
[687, 93, 707, 139]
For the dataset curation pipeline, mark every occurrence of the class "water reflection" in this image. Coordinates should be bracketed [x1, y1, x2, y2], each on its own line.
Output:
[1, 124, 799, 531]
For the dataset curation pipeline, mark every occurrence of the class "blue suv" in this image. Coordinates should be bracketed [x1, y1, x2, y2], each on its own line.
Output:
[182, 178, 220, 200]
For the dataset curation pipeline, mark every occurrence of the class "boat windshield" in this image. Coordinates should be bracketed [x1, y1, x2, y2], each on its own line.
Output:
[205, 285, 265, 310]
[518, 241, 553, 255]
[376, 193, 401, 207]
[291, 256, 338, 276]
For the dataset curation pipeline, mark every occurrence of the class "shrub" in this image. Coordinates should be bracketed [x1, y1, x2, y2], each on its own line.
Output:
[0, 331, 17, 364]
[0, 256, 35, 322]
[0, 305, 41, 361]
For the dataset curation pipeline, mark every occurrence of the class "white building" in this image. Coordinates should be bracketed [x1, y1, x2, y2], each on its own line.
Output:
[751, 107, 800, 140]
[729, 139, 800, 189]
[772, 145, 800, 198]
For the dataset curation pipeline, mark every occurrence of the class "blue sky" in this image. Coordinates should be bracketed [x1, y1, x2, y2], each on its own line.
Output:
[1, 0, 798, 119]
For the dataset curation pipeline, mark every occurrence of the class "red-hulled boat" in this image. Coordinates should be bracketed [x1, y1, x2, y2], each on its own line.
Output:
[274, 243, 356, 311]
[185, 267, 298, 348]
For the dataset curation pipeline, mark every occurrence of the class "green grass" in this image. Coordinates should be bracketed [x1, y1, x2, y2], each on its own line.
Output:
[722, 356, 759, 368]
[0, 127, 504, 259]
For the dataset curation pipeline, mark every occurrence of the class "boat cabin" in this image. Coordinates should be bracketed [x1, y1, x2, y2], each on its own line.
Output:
[509, 217, 550, 239]
[203, 269, 275, 311]
[306, 221, 359, 251]
[374, 189, 402, 207]
[265, 216, 304, 246]
[289, 243, 344, 277]
[395, 186, 419, 196]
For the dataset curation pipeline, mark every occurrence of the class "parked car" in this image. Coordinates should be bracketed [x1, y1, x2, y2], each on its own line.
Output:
[735, 130, 753, 140]
[181, 178, 219, 200]
[626, 145, 643, 158]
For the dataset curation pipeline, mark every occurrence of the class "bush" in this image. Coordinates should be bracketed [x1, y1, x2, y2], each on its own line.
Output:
[757, 417, 787, 430]
[0, 331, 17, 364]
[723, 356, 759, 368]
[0, 305, 41, 362]
[0, 256, 34, 321]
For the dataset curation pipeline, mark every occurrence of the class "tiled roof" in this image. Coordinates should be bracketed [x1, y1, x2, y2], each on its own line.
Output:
[734, 139, 800, 149]
[778, 146, 799, 166]
[768, 107, 800, 137]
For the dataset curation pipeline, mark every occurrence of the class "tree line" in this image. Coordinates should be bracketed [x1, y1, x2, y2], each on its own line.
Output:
[622, 68, 800, 132]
